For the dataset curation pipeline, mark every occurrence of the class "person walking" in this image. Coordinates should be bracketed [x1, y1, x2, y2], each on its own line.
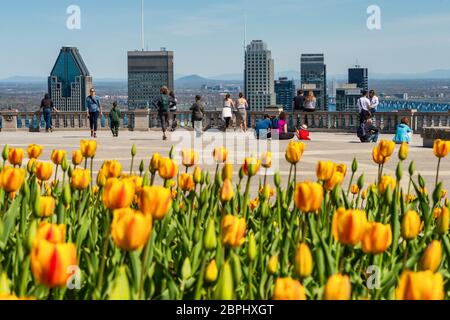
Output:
[222, 93, 234, 130]
[236, 92, 248, 132]
[86, 88, 102, 138]
[369, 90, 380, 114]
[153, 86, 172, 141]
[358, 90, 371, 124]
[109, 101, 121, 137]
[190, 95, 204, 138]
[40, 93, 59, 132]
[169, 90, 178, 131]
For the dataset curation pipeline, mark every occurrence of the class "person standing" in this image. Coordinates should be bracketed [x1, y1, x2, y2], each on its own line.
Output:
[369, 90, 379, 114]
[153, 86, 171, 141]
[86, 88, 102, 138]
[236, 92, 248, 132]
[358, 90, 371, 124]
[303, 90, 316, 125]
[109, 101, 121, 137]
[190, 95, 204, 138]
[169, 90, 178, 131]
[40, 93, 59, 132]
[293, 89, 305, 128]
[222, 93, 234, 130]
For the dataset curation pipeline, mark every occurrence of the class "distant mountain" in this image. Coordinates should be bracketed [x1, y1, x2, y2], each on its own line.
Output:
[175, 74, 243, 88]
[209, 73, 243, 81]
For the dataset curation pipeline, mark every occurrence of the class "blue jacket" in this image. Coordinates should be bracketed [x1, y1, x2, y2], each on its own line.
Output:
[256, 119, 272, 133]
[393, 123, 412, 144]
[86, 95, 101, 113]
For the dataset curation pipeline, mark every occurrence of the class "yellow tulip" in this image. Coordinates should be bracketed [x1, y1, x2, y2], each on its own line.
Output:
[97, 170, 107, 187]
[336, 163, 347, 177]
[285, 141, 305, 165]
[361, 222, 392, 254]
[332, 208, 367, 246]
[437, 207, 450, 235]
[324, 171, 344, 191]
[139, 186, 172, 220]
[51, 150, 66, 166]
[178, 173, 195, 192]
[111, 208, 152, 251]
[379, 175, 396, 194]
[243, 157, 261, 177]
[149, 153, 161, 173]
[71, 169, 90, 190]
[193, 166, 202, 184]
[8, 148, 24, 166]
[361, 189, 367, 200]
[80, 140, 97, 158]
[35, 222, 65, 244]
[261, 152, 272, 168]
[181, 149, 198, 168]
[103, 178, 136, 210]
[222, 163, 233, 181]
[205, 260, 218, 283]
[372, 140, 395, 164]
[27, 158, 37, 174]
[273, 277, 306, 300]
[221, 215, 246, 248]
[35, 162, 53, 181]
[294, 243, 313, 278]
[324, 273, 352, 300]
[71, 150, 83, 166]
[31, 240, 77, 288]
[396, 270, 444, 300]
[351, 185, 359, 195]
[220, 179, 234, 203]
[158, 157, 178, 180]
[316, 161, 336, 181]
[213, 146, 228, 163]
[38, 196, 56, 217]
[419, 240, 442, 272]
[294, 181, 323, 213]
[401, 211, 421, 240]
[399, 142, 408, 160]
[268, 255, 279, 275]
[0, 166, 25, 193]
[27, 144, 43, 159]
[101, 160, 122, 179]
[433, 139, 450, 158]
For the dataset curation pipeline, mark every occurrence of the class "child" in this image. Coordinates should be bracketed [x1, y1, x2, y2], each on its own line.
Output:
[297, 124, 311, 140]
[393, 117, 412, 144]
[109, 101, 121, 137]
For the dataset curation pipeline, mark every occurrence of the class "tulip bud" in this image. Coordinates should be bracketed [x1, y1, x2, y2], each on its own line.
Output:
[0, 272, 11, 295]
[214, 261, 234, 300]
[294, 243, 313, 278]
[181, 257, 191, 280]
[437, 207, 450, 235]
[268, 255, 278, 275]
[238, 166, 244, 180]
[205, 260, 218, 283]
[142, 171, 150, 187]
[200, 187, 209, 205]
[131, 144, 137, 157]
[193, 166, 202, 184]
[399, 142, 408, 161]
[26, 219, 38, 250]
[331, 184, 341, 205]
[31, 187, 41, 217]
[205, 172, 211, 185]
[385, 185, 393, 204]
[62, 183, 72, 207]
[67, 165, 73, 178]
[219, 179, 233, 203]
[222, 163, 233, 181]
[274, 171, 281, 188]
[108, 266, 131, 300]
[2, 144, 9, 162]
[357, 174, 364, 190]
[408, 161, 415, 176]
[396, 162, 403, 181]
[61, 156, 69, 172]
[169, 145, 175, 159]
[418, 174, 425, 189]
[352, 157, 358, 173]
[230, 253, 242, 285]
[139, 160, 145, 175]
[248, 232, 257, 262]
[433, 182, 443, 205]
[204, 218, 217, 251]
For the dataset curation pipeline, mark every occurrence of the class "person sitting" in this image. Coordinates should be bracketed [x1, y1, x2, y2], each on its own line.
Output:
[297, 124, 311, 140]
[358, 117, 379, 143]
[255, 114, 272, 139]
[393, 117, 412, 144]
[277, 112, 295, 140]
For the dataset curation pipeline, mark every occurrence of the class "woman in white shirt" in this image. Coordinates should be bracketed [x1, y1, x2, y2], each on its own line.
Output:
[303, 90, 316, 125]
[222, 93, 234, 129]
[369, 90, 379, 113]
[236, 92, 248, 132]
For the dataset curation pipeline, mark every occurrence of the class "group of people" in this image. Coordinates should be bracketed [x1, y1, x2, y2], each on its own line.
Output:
[255, 112, 311, 141]
[221, 93, 249, 132]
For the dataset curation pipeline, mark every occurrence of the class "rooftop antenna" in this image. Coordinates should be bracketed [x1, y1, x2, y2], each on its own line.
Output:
[244, 14, 247, 50]
[355, 58, 360, 68]
[141, 0, 145, 51]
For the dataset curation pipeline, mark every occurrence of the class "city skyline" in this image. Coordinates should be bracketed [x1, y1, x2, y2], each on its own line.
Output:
[1, 0, 450, 79]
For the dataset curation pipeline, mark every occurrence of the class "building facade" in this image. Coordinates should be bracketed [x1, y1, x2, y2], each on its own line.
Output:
[336, 84, 361, 112]
[244, 40, 276, 111]
[274, 77, 295, 111]
[300, 54, 327, 110]
[127, 49, 174, 110]
[48, 47, 93, 112]
[348, 66, 368, 91]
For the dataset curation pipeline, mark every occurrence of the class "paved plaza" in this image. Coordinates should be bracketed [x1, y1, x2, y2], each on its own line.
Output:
[0, 129, 448, 195]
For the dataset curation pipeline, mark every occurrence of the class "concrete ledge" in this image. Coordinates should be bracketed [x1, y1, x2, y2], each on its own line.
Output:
[422, 127, 450, 148]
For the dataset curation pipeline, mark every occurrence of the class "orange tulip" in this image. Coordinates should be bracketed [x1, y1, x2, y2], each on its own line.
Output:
[35, 162, 53, 181]
[158, 157, 178, 180]
[316, 161, 336, 181]
[80, 140, 97, 158]
[178, 173, 195, 192]
[361, 222, 392, 254]
[294, 243, 313, 278]
[71, 150, 83, 166]
[222, 163, 233, 181]
[372, 140, 395, 164]
[101, 160, 122, 179]
[332, 208, 367, 246]
[419, 240, 442, 272]
[221, 215, 246, 248]
[0, 166, 25, 193]
[273, 277, 306, 300]
[35, 222, 66, 244]
[220, 179, 234, 203]
[324, 171, 344, 191]
[336, 163, 347, 177]
[71, 169, 91, 190]
[401, 210, 421, 240]
[111, 208, 152, 251]
[351, 185, 359, 195]
[294, 181, 323, 213]
[149, 153, 161, 173]
[27, 144, 43, 159]
[8, 148, 24, 166]
[38, 196, 56, 217]
[213, 147, 228, 163]
[243, 157, 261, 177]
[324, 273, 352, 300]
[433, 139, 450, 158]
[379, 175, 396, 194]
[51, 150, 66, 166]
[181, 149, 198, 168]
[396, 270, 444, 300]
[285, 141, 305, 165]
[437, 207, 450, 235]
[139, 186, 172, 220]
[31, 240, 77, 288]
[103, 178, 136, 210]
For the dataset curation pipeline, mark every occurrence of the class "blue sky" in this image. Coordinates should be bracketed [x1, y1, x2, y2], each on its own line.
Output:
[1, 0, 450, 79]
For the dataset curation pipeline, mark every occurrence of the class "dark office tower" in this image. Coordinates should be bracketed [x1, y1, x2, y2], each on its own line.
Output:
[300, 53, 327, 110]
[127, 49, 174, 110]
[348, 65, 368, 91]
[48, 47, 93, 112]
[275, 77, 295, 111]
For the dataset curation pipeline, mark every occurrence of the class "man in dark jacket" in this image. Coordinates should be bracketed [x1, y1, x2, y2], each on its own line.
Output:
[190, 95, 204, 138]
[152, 86, 174, 141]
[359, 118, 379, 143]
[40, 93, 59, 132]
[109, 101, 121, 137]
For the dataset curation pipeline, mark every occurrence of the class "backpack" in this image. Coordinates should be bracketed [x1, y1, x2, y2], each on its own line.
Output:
[111, 109, 120, 123]
[357, 123, 366, 139]
[271, 118, 279, 130]
[159, 95, 170, 112]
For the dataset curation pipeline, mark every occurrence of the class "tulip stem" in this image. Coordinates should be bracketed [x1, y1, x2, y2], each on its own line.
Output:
[90, 157, 94, 190]
[243, 177, 252, 221]
[263, 168, 267, 186]
[139, 225, 155, 300]
[194, 252, 208, 300]
[150, 172, 155, 186]
[95, 211, 111, 299]
[130, 155, 134, 175]
[54, 165, 58, 183]
[248, 260, 254, 299]
[435, 158, 441, 187]
[294, 164, 297, 185]
[84, 157, 88, 170]
[287, 165, 293, 192]
[346, 172, 355, 197]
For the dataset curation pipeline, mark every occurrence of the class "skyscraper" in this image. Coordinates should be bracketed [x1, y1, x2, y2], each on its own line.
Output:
[48, 47, 93, 112]
[127, 49, 174, 110]
[275, 77, 295, 111]
[244, 40, 276, 111]
[300, 54, 327, 110]
[348, 65, 368, 91]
